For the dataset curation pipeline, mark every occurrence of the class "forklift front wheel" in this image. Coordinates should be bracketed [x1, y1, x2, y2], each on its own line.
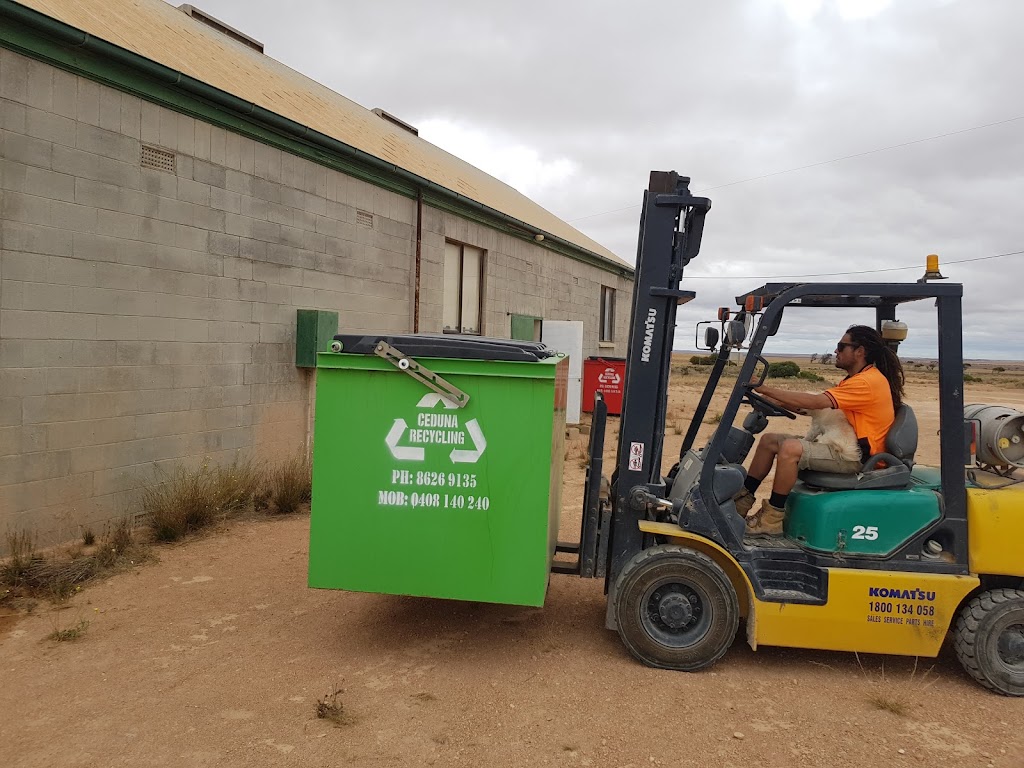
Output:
[614, 545, 739, 672]
[954, 588, 1024, 696]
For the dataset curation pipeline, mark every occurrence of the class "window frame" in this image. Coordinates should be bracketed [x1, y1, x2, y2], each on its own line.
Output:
[442, 240, 485, 336]
[600, 285, 616, 343]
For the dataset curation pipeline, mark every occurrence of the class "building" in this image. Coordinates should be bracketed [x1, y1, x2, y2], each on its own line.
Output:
[0, 0, 634, 541]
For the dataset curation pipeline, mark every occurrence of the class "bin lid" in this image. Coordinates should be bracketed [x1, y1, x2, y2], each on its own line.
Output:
[332, 333, 555, 362]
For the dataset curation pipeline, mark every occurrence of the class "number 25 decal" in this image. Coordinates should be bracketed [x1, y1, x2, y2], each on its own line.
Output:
[852, 525, 879, 540]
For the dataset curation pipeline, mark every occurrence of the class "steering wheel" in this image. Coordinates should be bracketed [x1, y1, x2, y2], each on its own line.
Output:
[742, 384, 798, 420]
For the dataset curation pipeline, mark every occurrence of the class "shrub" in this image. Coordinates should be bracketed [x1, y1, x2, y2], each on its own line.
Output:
[269, 455, 312, 515]
[143, 459, 265, 542]
[1, 530, 38, 588]
[798, 370, 825, 382]
[689, 354, 717, 366]
[963, 373, 983, 383]
[993, 366, 1006, 373]
[1, 517, 147, 602]
[767, 361, 801, 378]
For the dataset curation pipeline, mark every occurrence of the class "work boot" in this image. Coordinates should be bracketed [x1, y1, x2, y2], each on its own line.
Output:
[733, 488, 756, 518]
[746, 499, 786, 536]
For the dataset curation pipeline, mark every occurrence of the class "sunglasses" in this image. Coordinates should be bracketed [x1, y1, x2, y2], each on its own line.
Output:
[835, 342, 860, 352]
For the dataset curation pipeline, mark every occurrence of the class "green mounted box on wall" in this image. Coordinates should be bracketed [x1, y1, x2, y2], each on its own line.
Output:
[295, 309, 339, 368]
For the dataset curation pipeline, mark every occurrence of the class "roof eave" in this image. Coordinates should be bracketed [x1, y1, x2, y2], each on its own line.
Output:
[0, 0, 634, 279]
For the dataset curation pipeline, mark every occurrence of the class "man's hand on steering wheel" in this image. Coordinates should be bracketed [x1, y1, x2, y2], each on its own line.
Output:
[742, 384, 799, 420]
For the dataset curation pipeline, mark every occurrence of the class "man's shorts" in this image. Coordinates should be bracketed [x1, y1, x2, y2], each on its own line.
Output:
[780, 434, 862, 474]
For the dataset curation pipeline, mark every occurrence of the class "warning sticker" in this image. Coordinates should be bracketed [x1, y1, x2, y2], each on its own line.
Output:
[628, 441, 644, 471]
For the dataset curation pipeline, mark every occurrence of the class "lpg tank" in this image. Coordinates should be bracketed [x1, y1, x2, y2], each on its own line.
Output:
[964, 404, 1024, 469]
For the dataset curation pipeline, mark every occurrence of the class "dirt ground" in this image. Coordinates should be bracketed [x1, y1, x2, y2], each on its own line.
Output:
[3, 358, 1024, 768]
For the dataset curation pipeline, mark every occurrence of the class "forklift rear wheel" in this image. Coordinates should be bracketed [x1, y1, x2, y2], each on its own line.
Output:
[614, 545, 739, 672]
[954, 588, 1024, 696]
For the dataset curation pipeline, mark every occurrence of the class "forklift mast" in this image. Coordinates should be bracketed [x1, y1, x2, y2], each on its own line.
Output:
[607, 172, 711, 598]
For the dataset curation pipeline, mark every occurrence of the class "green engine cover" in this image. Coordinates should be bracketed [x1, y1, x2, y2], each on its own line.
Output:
[786, 482, 941, 556]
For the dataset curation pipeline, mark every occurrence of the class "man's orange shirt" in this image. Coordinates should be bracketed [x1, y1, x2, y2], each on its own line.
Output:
[824, 365, 895, 458]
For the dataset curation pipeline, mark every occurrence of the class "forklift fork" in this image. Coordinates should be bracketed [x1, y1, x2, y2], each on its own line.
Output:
[553, 395, 610, 578]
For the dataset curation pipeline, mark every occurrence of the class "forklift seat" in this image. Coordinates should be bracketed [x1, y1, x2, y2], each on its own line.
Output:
[799, 404, 918, 491]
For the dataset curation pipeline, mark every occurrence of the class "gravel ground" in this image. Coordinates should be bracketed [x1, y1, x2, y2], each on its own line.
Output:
[3, 368, 1023, 768]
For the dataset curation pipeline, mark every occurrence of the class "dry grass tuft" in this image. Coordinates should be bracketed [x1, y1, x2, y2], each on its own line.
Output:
[856, 653, 936, 718]
[316, 687, 352, 726]
[142, 459, 266, 541]
[269, 455, 312, 515]
[1, 517, 149, 604]
[867, 690, 911, 717]
[2, 531, 38, 591]
[47, 618, 90, 642]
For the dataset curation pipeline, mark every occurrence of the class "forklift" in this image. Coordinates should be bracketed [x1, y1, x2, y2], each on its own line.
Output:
[558, 171, 1024, 696]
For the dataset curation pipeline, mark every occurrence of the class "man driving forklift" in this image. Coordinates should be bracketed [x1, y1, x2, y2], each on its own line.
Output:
[734, 324, 906, 535]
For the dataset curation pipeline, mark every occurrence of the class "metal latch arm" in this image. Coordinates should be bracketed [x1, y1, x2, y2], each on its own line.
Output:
[373, 342, 470, 408]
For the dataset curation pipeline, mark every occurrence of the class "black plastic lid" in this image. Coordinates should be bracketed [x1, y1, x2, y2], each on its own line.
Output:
[333, 333, 555, 362]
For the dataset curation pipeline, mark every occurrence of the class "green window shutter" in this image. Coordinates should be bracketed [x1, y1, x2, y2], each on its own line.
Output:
[511, 314, 541, 341]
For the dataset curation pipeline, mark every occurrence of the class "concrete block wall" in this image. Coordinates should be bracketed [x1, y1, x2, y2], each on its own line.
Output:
[417, 209, 632, 349]
[0, 48, 632, 544]
[0, 49, 417, 542]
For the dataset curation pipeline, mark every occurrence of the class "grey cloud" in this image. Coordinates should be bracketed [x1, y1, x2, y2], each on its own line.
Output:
[198, 0, 1023, 357]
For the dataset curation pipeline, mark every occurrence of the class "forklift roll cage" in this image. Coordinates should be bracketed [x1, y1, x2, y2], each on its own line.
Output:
[561, 171, 972, 631]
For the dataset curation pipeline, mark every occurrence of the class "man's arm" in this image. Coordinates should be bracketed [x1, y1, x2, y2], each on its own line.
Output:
[752, 385, 833, 412]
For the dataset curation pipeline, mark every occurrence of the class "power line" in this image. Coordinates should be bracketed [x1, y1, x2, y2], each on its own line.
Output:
[683, 249, 1024, 280]
[567, 114, 1024, 223]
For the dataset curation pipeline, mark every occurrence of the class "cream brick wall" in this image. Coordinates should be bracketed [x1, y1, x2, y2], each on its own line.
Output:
[0, 48, 632, 544]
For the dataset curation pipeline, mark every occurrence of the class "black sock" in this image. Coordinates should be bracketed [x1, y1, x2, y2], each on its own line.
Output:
[769, 491, 789, 509]
[744, 475, 764, 494]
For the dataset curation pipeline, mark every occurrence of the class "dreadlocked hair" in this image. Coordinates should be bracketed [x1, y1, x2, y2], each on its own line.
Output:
[846, 324, 905, 409]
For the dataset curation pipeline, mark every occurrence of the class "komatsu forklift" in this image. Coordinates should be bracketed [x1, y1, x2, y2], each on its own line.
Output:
[559, 171, 1024, 696]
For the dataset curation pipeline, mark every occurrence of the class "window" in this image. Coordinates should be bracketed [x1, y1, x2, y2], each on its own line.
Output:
[443, 241, 484, 334]
[600, 286, 615, 342]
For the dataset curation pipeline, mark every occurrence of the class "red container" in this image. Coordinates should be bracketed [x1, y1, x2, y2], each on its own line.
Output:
[583, 357, 626, 415]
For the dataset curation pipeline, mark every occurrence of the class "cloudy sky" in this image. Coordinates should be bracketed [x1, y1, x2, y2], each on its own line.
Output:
[198, 0, 1021, 359]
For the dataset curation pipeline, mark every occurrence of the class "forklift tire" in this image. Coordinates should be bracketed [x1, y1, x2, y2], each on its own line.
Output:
[614, 545, 739, 672]
[954, 588, 1024, 697]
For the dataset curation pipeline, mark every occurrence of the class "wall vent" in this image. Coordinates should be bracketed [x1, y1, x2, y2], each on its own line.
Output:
[141, 145, 176, 173]
[178, 5, 265, 53]
[356, 210, 374, 228]
[371, 108, 419, 136]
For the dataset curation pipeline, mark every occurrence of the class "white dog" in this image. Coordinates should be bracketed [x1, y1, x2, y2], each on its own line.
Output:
[805, 409, 861, 463]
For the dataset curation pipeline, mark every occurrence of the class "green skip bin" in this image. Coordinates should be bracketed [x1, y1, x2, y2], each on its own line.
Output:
[308, 334, 568, 607]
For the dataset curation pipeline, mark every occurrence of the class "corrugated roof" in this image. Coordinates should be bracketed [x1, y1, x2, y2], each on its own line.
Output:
[15, 0, 629, 269]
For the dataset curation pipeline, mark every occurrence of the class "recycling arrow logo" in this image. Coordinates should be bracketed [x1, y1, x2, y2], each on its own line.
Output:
[384, 395, 487, 463]
[384, 420, 424, 461]
[449, 420, 486, 463]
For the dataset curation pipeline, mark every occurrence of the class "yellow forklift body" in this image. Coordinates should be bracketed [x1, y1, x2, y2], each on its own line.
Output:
[966, 485, 1024, 577]
[752, 569, 978, 656]
[640, 521, 979, 657]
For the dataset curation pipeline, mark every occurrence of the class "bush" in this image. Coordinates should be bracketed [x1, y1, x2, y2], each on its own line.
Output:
[689, 354, 717, 366]
[269, 455, 312, 515]
[1, 518, 148, 602]
[798, 370, 825, 382]
[143, 459, 265, 542]
[767, 361, 801, 378]
[963, 373, 983, 383]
